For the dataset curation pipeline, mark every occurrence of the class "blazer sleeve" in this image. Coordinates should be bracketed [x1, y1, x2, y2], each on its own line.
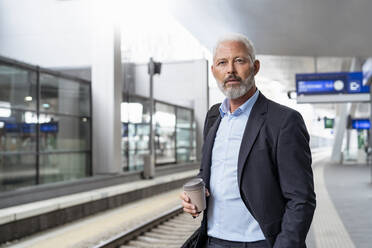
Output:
[273, 110, 316, 248]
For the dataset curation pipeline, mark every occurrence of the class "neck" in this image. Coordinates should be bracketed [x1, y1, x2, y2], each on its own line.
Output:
[229, 86, 257, 113]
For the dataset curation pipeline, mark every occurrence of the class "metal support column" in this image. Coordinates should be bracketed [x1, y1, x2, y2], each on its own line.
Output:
[144, 58, 161, 179]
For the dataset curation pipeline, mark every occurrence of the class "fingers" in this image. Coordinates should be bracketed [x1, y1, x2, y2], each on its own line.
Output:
[181, 199, 195, 209]
[206, 188, 210, 197]
[183, 205, 200, 217]
[183, 206, 200, 216]
[179, 191, 190, 202]
[181, 199, 198, 214]
[180, 191, 199, 216]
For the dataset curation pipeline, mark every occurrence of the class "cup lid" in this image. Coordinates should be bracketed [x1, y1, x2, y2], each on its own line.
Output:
[183, 178, 205, 191]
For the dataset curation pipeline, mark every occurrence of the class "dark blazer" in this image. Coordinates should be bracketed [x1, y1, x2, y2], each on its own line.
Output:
[189, 92, 315, 248]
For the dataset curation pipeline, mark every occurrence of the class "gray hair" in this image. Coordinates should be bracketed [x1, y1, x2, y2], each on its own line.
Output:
[213, 33, 256, 61]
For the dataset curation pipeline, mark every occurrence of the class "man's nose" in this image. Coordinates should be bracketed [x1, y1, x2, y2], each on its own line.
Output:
[227, 61, 236, 74]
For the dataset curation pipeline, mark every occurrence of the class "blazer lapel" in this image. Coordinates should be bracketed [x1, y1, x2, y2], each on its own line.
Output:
[237, 93, 268, 186]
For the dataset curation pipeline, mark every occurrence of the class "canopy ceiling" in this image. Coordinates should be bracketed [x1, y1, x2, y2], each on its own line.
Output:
[168, 0, 372, 58]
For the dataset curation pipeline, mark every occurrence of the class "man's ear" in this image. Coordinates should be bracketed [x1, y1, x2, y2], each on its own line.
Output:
[254, 60, 260, 75]
[211, 65, 215, 76]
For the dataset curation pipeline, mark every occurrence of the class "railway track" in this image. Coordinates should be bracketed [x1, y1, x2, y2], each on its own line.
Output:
[93, 206, 201, 248]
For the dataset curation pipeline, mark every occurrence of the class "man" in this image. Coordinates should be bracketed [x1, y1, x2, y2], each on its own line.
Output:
[180, 33, 316, 248]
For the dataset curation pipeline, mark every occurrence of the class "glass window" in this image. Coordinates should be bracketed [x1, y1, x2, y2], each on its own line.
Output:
[40, 73, 90, 116]
[192, 126, 197, 147]
[155, 102, 176, 128]
[156, 147, 176, 164]
[0, 59, 92, 192]
[122, 123, 129, 170]
[192, 120, 196, 129]
[132, 123, 150, 149]
[39, 152, 89, 184]
[0, 64, 37, 111]
[190, 148, 196, 161]
[176, 127, 192, 148]
[155, 102, 176, 164]
[121, 96, 196, 167]
[38, 115, 91, 152]
[128, 150, 147, 171]
[175, 107, 195, 163]
[122, 96, 151, 123]
[0, 110, 37, 153]
[176, 148, 196, 163]
[121, 96, 151, 172]
[176, 108, 192, 128]
[177, 148, 191, 162]
[123, 123, 150, 171]
[0, 154, 37, 191]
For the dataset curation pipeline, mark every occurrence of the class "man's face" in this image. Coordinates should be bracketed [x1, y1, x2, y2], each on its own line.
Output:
[212, 40, 259, 99]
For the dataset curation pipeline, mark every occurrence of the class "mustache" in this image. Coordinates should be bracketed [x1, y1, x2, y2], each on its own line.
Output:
[223, 75, 242, 85]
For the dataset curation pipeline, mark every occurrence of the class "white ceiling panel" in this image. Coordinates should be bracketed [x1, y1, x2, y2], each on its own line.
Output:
[168, 0, 372, 57]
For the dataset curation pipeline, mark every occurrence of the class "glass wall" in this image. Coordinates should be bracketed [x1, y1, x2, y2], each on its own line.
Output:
[155, 102, 176, 164]
[121, 95, 151, 171]
[0, 57, 91, 191]
[176, 107, 196, 162]
[121, 95, 196, 171]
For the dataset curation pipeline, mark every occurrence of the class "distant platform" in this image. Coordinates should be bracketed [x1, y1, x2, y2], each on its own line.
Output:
[0, 167, 199, 244]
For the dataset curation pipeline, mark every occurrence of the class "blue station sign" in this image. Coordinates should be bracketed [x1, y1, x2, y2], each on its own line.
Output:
[40, 122, 59, 133]
[296, 72, 369, 95]
[4, 122, 58, 133]
[296, 72, 370, 103]
[352, 119, 370, 130]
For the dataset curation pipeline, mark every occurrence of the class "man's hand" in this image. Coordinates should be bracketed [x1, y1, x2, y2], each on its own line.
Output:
[180, 189, 210, 218]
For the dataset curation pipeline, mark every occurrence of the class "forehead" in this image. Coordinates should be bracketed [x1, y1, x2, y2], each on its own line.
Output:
[214, 40, 251, 59]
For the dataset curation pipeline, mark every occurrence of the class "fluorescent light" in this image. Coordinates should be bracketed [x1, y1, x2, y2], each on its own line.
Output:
[24, 96, 33, 102]
[42, 103, 50, 109]
[0, 108, 11, 118]
[0, 101, 11, 118]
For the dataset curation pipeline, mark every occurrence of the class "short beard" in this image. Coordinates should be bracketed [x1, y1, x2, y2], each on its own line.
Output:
[217, 73, 255, 100]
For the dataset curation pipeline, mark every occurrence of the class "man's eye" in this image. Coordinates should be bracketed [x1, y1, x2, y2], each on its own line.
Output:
[217, 61, 226, 65]
[235, 58, 245, 63]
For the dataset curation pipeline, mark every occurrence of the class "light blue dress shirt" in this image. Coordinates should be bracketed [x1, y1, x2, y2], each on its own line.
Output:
[207, 89, 266, 242]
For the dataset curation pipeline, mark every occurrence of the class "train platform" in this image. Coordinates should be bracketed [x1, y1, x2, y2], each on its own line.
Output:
[1, 151, 371, 248]
[307, 158, 372, 248]
[1, 188, 186, 248]
[0, 169, 199, 246]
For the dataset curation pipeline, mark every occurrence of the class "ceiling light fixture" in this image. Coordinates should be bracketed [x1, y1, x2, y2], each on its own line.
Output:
[42, 103, 50, 109]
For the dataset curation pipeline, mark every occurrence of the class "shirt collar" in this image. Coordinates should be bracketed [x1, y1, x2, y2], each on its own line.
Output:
[219, 89, 260, 118]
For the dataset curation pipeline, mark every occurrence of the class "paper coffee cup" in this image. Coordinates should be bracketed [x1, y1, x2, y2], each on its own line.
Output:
[183, 178, 206, 212]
